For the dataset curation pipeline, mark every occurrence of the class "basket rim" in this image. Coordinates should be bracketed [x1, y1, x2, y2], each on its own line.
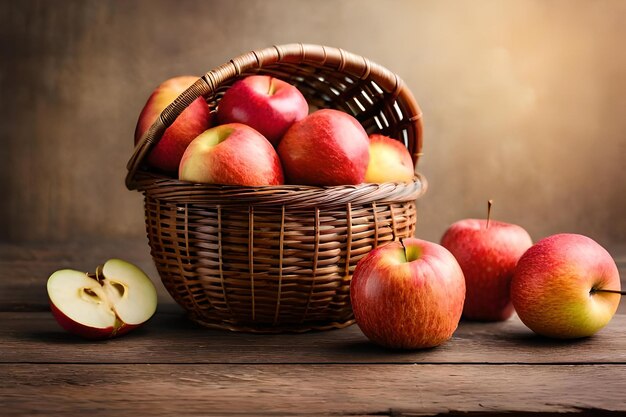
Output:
[136, 171, 427, 208]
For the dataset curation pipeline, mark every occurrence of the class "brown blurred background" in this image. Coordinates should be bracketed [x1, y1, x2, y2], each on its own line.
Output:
[1, 0, 625, 250]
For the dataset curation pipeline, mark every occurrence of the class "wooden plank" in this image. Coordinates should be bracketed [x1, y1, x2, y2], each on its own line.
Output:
[2, 311, 626, 365]
[1, 241, 625, 313]
[0, 241, 169, 311]
[1, 363, 625, 416]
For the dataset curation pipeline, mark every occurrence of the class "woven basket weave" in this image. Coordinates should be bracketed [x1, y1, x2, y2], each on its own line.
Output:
[126, 44, 426, 332]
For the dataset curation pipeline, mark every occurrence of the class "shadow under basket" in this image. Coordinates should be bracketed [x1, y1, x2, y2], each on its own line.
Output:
[126, 43, 427, 333]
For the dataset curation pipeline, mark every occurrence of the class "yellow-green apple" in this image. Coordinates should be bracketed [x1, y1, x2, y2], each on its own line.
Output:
[277, 109, 369, 185]
[350, 238, 466, 349]
[135, 76, 213, 173]
[216, 75, 308, 146]
[364, 134, 414, 183]
[511, 233, 622, 339]
[441, 205, 533, 321]
[47, 259, 157, 340]
[179, 123, 284, 186]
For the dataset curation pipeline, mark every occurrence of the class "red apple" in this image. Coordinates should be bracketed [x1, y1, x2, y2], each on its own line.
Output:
[179, 123, 284, 186]
[135, 76, 213, 173]
[350, 238, 466, 349]
[216, 75, 308, 146]
[441, 205, 533, 321]
[278, 109, 369, 186]
[511, 233, 622, 339]
[47, 259, 158, 340]
[364, 134, 414, 183]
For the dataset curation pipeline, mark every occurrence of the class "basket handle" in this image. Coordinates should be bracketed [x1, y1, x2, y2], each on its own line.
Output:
[126, 43, 424, 190]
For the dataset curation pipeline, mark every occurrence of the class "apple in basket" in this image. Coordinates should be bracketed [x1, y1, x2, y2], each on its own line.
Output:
[47, 259, 158, 339]
[351, 238, 465, 349]
[217, 75, 309, 146]
[179, 123, 284, 186]
[511, 233, 622, 339]
[135, 76, 213, 173]
[441, 201, 533, 321]
[278, 109, 370, 186]
[365, 134, 415, 183]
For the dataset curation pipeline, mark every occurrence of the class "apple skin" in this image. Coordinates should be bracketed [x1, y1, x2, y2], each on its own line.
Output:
[49, 301, 138, 340]
[441, 219, 533, 321]
[364, 134, 415, 183]
[350, 238, 466, 349]
[511, 233, 621, 339]
[135, 76, 213, 173]
[179, 123, 284, 186]
[216, 75, 308, 146]
[278, 109, 370, 186]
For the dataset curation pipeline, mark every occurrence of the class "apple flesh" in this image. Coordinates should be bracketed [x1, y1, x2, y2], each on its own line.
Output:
[511, 233, 621, 339]
[364, 134, 414, 183]
[179, 123, 284, 186]
[441, 218, 533, 321]
[350, 238, 465, 349]
[47, 259, 157, 339]
[135, 76, 213, 173]
[217, 75, 308, 146]
[278, 109, 370, 186]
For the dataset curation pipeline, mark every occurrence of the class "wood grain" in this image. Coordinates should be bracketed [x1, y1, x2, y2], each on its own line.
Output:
[2, 311, 626, 365]
[0, 240, 168, 312]
[1, 243, 626, 416]
[1, 242, 624, 313]
[1, 363, 625, 416]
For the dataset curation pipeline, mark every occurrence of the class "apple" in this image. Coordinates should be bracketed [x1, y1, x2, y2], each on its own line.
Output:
[350, 238, 466, 349]
[511, 233, 622, 339]
[47, 259, 158, 339]
[135, 75, 213, 173]
[440, 202, 533, 321]
[216, 75, 308, 146]
[364, 134, 414, 183]
[178, 123, 284, 186]
[278, 109, 369, 186]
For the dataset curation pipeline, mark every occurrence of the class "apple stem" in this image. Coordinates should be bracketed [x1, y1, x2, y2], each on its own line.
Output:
[268, 78, 276, 95]
[591, 289, 626, 295]
[399, 237, 408, 260]
[486, 199, 493, 229]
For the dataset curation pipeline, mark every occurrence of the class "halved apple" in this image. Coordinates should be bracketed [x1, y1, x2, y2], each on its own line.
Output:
[47, 259, 157, 339]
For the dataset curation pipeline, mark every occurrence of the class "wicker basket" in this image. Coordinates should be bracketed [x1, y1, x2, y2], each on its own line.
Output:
[126, 44, 426, 333]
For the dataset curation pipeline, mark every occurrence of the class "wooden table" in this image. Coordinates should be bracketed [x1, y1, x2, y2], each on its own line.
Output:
[2, 240, 625, 416]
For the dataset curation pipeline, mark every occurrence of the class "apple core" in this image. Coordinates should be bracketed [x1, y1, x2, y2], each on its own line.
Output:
[80, 288, 102, 304]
